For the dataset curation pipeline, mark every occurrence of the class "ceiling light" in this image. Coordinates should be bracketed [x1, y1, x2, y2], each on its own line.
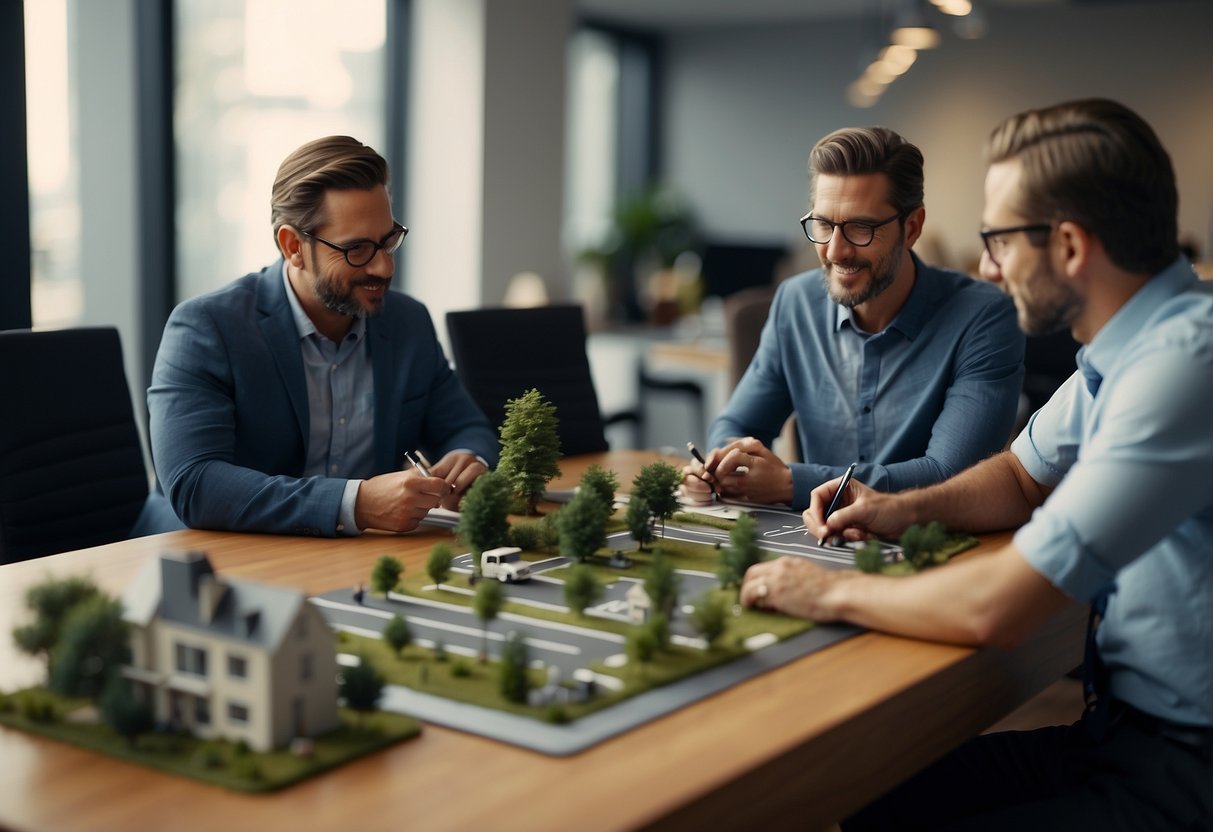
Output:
[878, 44, 918, 75]
[932, 0, 972, 16]
[891, 0, 941, 49]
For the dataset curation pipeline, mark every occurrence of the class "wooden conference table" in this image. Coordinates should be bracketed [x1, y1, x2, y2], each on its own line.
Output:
[0, 451, 1085, 832]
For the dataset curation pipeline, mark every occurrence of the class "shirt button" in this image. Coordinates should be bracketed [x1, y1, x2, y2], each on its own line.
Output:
[330, 464, 338, 472]
[862, 405, 872, 414]
[338, 418, 346, 425]
[859, 455, 867, 462]
[336, 524, 345, 532]
[331, 364, 338, 371]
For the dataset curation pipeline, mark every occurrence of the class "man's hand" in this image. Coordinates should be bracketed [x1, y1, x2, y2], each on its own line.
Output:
[803, 475, 914, 543]
[739, 556, 857, 621]
[428, 451, 488, 511]
[354, 470, 447, 532]
[682, 437, 793, 505]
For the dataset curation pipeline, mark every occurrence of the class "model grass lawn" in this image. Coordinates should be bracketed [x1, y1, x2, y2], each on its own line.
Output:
[0, 689, 418, 793]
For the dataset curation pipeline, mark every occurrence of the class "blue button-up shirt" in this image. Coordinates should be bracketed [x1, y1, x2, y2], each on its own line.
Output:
[710, 254, 1024, 508]
[283, 266, 374, 535]
[1013, 259, 1213, 727]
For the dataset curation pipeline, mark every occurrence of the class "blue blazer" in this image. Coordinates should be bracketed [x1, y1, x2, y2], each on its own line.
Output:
[148, 261, 498, 536]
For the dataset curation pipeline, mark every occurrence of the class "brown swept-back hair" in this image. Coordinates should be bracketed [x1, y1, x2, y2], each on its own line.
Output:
[809, 126, 924, 214]
[270, 136, 390, 254]
[984, 99, 1178, 275]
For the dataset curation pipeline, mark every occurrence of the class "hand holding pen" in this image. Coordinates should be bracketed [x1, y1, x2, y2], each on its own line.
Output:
[404, 450, 455, 495]
[817, 461, 858, 545]
[685, 441, 718, 502]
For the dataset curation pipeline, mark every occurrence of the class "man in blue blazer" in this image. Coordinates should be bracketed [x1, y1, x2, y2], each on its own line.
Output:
[149, 136, 498, 536]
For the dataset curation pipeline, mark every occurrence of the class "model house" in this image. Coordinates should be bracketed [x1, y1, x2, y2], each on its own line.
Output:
[121, 551, 340, 752]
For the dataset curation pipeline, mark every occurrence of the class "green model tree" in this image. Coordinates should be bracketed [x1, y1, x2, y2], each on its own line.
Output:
[854, 539, 884, 573]
[538, 509, 562, 552]
[458, 470, 512, 566]
[718, 512, 762, 588]
[509, 521, 542, 551]
[689, 592, 729, 647]
[473, 579, 504, 662]
[99, 674, 153, 748]
[625, 492, 655, 551]
[497, 388, 561, 514]
[631, 461, 682, 537]
[578, 464, 619, 512]
[341, 658, 385, 726]
[498, 630, 531, 704]
[371, 555, 404, 595]
[49, 594, 131, 700]
[646, 611, 670, 652]
[645, 552, 681, 619]
[562, 565, 603, 616]
[625, 625, 657, 680]
[558, 490, 608, 562]
[13, 576, 101, 678]
[383, 614, 411, 658]
[426, 542, 454, 589]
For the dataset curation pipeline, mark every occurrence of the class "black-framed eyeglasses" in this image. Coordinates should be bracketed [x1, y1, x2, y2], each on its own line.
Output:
[979, 223, 1052, 267]
[301, 222, 408, 267]
[799, 210, 906, 247]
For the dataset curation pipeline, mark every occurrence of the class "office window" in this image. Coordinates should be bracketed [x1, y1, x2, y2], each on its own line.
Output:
[227, 701, 249, 724]
[24, 0, 82, 329]
[563, 26, 660, 259]
[227, 653, 247, 679]
[195, 696, 211, 725]
[174, 0, 388, 301]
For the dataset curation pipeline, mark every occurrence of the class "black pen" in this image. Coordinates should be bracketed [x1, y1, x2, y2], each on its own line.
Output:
[686, 441, 718, 501]
[818, 462, 858, 546]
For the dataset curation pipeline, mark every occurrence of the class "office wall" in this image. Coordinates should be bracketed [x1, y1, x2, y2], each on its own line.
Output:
[663, 1, 1213, 271]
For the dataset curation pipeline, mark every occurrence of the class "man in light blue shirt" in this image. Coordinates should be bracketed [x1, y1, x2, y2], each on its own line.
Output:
[745, 100, 1212, 828]
[685, 127, 1024, 510]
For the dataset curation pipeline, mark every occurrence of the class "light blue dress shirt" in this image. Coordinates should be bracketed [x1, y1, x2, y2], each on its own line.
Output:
[1013, 258, 1213, 727]
[710, 254, 1025, 509]
[283, 267, 373, 535]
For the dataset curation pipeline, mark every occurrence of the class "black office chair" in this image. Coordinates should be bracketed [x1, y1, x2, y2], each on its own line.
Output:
[0, 327, 151, 563]
[446, 305, 616, 455]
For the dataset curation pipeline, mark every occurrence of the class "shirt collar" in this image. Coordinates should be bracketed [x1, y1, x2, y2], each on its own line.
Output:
[1076, 257, 1196, 385]
[281, 260, 366, 344]
[833, 251, 931, 338]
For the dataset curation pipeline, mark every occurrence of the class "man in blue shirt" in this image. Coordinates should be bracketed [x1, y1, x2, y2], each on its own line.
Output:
[746, 100, 1212, 828]
[684, 127, 1024, 510]
[149, 136, 498, 537]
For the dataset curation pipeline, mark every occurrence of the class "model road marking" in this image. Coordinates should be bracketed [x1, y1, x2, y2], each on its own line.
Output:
[332, 619, 579, 656]
[384, 591, 627, 644]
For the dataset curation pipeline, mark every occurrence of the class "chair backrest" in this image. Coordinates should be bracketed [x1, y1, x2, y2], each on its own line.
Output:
[723, 286, 776, 390]
[0, 327, 149, 563]
[445, 305, 610, 456]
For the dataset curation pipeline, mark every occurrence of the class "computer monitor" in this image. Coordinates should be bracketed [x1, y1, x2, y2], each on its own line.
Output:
[699, 241, 788, 299]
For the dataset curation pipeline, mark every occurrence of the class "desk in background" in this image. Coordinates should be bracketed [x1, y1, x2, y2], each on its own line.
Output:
[0, 452, 1084, 832]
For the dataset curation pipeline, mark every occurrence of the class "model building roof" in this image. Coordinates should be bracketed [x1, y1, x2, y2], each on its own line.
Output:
[123, 551, 307, 651]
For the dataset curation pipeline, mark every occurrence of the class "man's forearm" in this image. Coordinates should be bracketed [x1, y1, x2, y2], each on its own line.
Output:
[898, 451, 1048, 533]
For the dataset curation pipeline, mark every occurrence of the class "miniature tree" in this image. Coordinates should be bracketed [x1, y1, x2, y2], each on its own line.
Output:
[646, 611, 671, 652]
[558, 490, 608, 562]
[99, 674, 153, 748]
[690, 592, 729, 647]
[499, 630, 531, 704]
[899, 524, 927, 569]
[854, 540, 884, 574]
[341, 658, 384, 726]
[625, 625, 657, 679]
[509, 521, 542, 551]
[631, 461, 682, 537]
[921, 521, 948, 556]
[383, 614, 411, 658]
[625, 492, 655, 551]
[497, 388, 561, 515]
[562, 565, 603, 616]
[718, 512, 762, 589]
[426, 542, 454, 589]
[538, 509, 562, 552]
[579, 464, 620, 513]
[473, 579, 504, 662]
[13, 576, 101, 677]
[645, 552, 681, 619]
[49, 594, 131, 700]
[371, 555, 404, 595]
[458, 470, 512, 565]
